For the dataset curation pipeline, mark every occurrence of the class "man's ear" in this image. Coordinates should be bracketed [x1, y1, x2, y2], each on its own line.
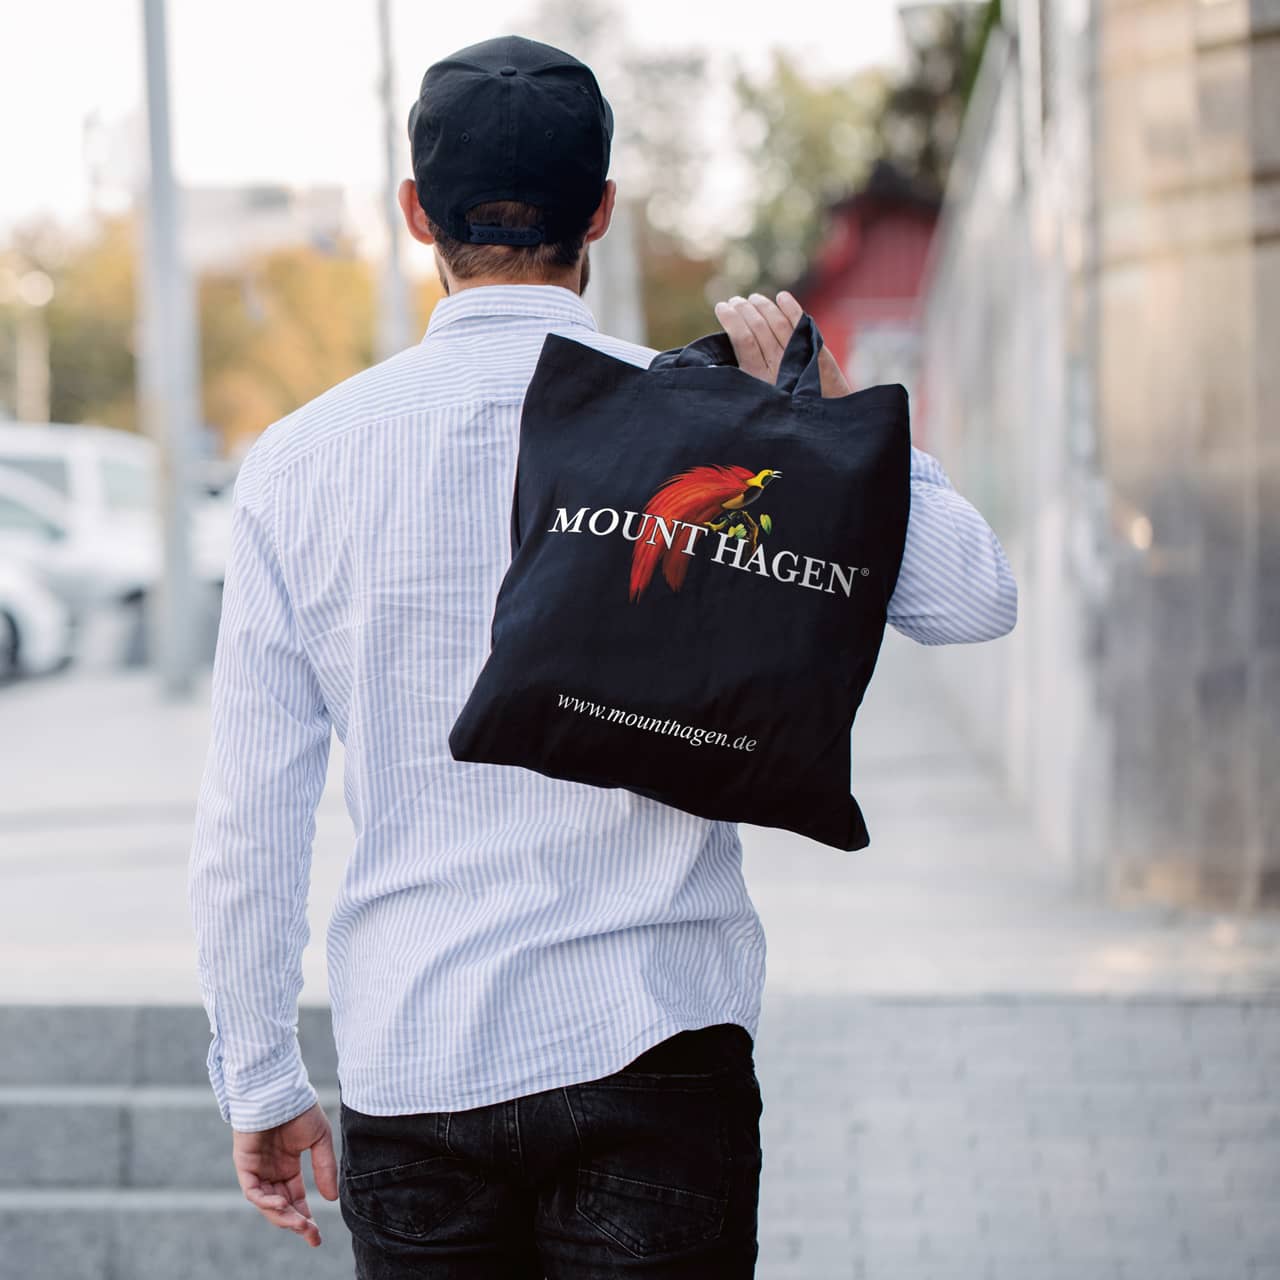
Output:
[398, 179, 435, 245]
[583, 179, 616, 245]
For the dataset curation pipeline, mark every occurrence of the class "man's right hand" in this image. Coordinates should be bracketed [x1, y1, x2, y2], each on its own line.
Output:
[232, 1101, 339, 1248]
[713, 290, 852, 398]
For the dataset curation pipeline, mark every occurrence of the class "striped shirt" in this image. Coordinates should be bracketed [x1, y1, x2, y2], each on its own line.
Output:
[188, 283, 1017, 1131]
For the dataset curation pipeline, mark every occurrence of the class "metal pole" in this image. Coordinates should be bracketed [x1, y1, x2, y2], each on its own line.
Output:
[138, 0, 198, 697]
[377, 0, 412, 357]
[592, 196, 646, 345]
[15, 309, 50, 422]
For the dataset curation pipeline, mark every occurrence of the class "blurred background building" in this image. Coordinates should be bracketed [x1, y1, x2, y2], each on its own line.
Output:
[182, 184, 349, 272]
[790, 161, 940, 419]
[919, 0, 1278, 908]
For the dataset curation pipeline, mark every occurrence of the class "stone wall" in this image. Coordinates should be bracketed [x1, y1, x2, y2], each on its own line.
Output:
[1095, 0, 1278, 904]
[918, 0, 1279, 905]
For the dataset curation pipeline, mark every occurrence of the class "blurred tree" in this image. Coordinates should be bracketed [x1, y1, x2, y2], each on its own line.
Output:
[199, 242, 376, 455]
[962, 0, 1003, 103]
[728, 53, 889, 292]
[0, 216, 438, 456]
[727, 3, 989, 293]
[884, 3, 990, 190]
[13, 216, 139, 430]
[521, 0, 709, 245]
[638, 223, 720, 352]
[521, 0, 715, 342]
[205, 254, 443, 456]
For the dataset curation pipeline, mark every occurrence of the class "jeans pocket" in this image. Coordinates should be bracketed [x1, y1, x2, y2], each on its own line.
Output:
[565, 1078, 731, 1258]
[339, 1107, 486, 1243]
[341, 1154, 487, 1241]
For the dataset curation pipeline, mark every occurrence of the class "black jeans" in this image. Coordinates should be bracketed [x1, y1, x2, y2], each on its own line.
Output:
[337, 1023, 763, 1278]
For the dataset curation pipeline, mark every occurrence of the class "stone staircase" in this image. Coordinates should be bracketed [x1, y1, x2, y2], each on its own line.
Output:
[0, 1006, 353, 1280]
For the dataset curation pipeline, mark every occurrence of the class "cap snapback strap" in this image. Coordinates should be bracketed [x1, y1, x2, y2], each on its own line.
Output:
[468, 224, 545, 245]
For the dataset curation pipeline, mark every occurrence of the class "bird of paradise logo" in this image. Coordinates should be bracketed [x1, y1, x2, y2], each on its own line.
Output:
[629, 465, 782, 601]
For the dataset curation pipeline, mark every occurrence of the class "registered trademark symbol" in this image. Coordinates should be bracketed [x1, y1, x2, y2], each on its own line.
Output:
[861, 568, 870, 577]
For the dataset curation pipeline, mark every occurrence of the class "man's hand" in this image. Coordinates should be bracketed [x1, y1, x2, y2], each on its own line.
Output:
[713, 290, 852, 398]
[232, 1102, 339, 1248]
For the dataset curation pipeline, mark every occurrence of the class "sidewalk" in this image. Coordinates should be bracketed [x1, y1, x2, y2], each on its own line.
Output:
[1, 632, 1278, 1278]
[4, 632, 1277, 1004]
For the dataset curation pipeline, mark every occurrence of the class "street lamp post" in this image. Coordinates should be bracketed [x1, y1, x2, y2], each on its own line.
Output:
[138, 0, 200, 697]
[1, 268, 55, 422]
[376, 0, 412, 359]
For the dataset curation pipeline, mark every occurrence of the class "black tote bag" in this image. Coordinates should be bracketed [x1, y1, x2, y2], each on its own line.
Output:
[449, 315, 911, 850]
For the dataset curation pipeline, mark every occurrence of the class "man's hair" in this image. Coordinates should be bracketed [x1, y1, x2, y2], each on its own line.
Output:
[426, 199, 591, 281]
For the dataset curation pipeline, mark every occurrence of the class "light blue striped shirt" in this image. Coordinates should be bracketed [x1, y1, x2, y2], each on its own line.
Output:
[188, 283, 1016, 1131]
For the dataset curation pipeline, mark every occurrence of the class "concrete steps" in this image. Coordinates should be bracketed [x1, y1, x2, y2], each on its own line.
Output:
[0, 1085, 342, 1189]
[0, 1190, 351, 1280]
[0, 1005, 354, 1279]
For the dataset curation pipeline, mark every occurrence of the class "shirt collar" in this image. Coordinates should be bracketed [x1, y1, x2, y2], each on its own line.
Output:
[423, 283, 599, 339]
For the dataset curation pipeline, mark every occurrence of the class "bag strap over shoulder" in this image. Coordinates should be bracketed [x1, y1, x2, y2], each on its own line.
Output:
[653, 313, 826, 399]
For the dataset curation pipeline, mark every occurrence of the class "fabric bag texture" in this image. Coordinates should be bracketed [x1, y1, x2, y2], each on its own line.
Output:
[448, 315, 911, 850]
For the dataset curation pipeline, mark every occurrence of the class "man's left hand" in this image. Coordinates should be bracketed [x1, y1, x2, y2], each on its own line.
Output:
[232, 1102, 339, 1248]
[714, 290, 852, 397]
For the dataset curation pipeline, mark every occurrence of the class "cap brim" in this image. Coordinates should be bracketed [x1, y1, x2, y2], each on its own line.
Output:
[602, 94, 614, 140]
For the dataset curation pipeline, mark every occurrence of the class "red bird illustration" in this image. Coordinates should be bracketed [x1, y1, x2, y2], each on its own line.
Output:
[629, 464, 782, 601]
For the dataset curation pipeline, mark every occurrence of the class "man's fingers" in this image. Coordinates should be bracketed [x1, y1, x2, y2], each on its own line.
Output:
[747, 292, 795, 349]
[817, 348, 853, 397]
[714, 298, 768, 379]
[776, 290, 804, 325]
[244, 1186, 323, 1246]
[311, 1129, 340, 1202]
[242, 1176, 321, 1242]
[735, 298, 786, 371]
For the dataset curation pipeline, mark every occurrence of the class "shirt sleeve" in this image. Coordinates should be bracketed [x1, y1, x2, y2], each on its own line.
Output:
[188, 446, 332, 1132]
[887, 446, 1019, 645]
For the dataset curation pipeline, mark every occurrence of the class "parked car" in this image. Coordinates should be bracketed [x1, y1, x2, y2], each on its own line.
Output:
[0, 423, 231, 598]
[0, 559, 73, 679]
[0, 466, 155, 611]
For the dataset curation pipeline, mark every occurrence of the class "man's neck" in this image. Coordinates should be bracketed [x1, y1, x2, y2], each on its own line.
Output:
[443, 272, 581, 296]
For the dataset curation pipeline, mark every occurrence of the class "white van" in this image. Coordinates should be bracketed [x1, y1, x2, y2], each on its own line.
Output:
[0, 423, 231, 597]
[0, 463, 155, 611]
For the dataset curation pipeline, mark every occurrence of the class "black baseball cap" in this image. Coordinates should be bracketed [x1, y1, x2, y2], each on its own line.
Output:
[408, 35, 614, 247]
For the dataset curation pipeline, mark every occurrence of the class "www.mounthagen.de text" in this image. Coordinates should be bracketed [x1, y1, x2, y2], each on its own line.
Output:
[555, 693, 758, 751]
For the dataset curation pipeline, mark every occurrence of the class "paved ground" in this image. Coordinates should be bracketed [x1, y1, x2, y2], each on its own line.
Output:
[2, 629, 1278, 1277]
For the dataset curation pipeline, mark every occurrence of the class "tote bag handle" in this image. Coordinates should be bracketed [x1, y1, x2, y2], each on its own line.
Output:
[664, 313, 825, 398]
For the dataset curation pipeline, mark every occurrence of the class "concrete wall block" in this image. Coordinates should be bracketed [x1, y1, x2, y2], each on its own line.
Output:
[127, 1097, 341, 1189]
[0, 1100, 124, 1189]
[1250, 39, 1280, 172]
[1258, 458, 1280, 651]
[1193, 41, 1254, 180]
[1257, 652, 1280, 897]
[1192, 249, 1257, 458]
[298, 1006, 340, 1085]
[1194, 660, 1253, 887]
[1194, 0, 1253, 45]
[0, 1007, 139, 1086]
[1101, 0, 1195, 74]
[1256, 240, 1280, 465]
[1199, 470, 1256, 662]
[0, 1205, 113, 1280]
[125, 1196, 349, 1280]
[136, 1006, 217, 1085]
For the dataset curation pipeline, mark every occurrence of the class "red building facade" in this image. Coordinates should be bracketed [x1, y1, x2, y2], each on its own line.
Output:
[791, 163, 940, 438]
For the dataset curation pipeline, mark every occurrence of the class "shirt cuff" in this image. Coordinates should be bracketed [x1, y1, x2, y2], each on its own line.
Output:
[208, 1037, 319, 1132]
